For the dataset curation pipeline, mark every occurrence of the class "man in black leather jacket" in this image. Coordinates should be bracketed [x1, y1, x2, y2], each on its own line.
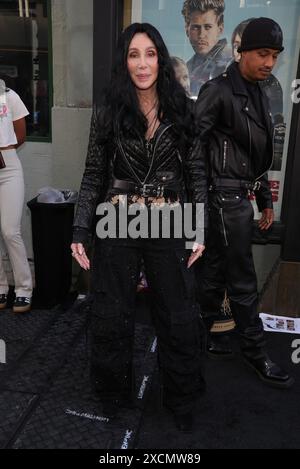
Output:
[194, 17, 294, 388]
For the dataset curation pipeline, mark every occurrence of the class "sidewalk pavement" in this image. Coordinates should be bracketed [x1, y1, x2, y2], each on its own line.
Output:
[0, 293, 156, 449]
[0, 293, 299, 449]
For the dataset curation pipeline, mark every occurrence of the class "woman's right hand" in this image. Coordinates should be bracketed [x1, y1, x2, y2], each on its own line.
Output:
[71, 243, 90, 271]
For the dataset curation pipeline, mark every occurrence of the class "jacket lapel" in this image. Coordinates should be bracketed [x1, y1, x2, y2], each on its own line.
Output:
[227, 62, 272, 134]
[258, 82, 274, 141]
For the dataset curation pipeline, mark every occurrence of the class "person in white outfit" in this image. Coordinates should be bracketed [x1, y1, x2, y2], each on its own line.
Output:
[0, 79, 32, 313]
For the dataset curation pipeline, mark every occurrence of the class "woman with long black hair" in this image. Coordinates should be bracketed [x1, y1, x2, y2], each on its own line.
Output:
[71, 23, 207, 432]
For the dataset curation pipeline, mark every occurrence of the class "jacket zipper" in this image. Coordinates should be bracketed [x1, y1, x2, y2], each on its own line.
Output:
[220, 208, 228, 246]
[246, 115, 252, 160]
[116, 124, 173, 187]
[142, 124, 173, 185]
[176, 150, 182, 164]
[222, 140, 228, 172]
[145, 140, 152, 159]
[176, 150, 184, 182]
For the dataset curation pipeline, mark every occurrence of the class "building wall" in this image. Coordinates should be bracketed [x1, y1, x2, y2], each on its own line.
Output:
[253, 244, 281, 292]
[52, 0, 93, 188]
[0, 0, 93, 285]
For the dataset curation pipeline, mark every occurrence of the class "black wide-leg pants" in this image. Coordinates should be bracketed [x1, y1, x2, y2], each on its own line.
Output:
[195, 191, 266, 359]
[91, 236, 205, 414]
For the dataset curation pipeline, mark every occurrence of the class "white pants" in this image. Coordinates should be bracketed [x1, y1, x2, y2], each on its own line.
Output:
[0, 149, 32, 298]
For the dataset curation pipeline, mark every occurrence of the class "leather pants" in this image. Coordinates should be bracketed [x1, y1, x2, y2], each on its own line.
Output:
[195, 190, 266, 359]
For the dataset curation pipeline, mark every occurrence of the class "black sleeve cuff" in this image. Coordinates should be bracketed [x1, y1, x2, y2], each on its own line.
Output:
[72, 227, 91, 244]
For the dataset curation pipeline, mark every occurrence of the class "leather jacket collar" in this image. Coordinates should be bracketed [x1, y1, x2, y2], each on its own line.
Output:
[227, 62, 273, 139]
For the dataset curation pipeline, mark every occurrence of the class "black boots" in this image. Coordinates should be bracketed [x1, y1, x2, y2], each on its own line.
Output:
[161, 386, 196, 433]
[243, 355, 294, 389]
[206, 334, 234, 359]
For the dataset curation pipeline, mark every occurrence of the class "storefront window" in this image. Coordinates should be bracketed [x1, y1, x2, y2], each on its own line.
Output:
[129, 0, 300, 222]
[0, 0, 51, 139]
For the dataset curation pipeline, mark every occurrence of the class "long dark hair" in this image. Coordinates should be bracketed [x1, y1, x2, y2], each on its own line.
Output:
[99, 23, 193, 144]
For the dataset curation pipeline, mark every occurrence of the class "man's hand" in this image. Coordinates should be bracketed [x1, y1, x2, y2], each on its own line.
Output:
[259, 208, 274, 231]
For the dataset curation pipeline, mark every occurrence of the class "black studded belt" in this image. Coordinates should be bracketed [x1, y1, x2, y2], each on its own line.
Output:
[111, 177, 182, 198]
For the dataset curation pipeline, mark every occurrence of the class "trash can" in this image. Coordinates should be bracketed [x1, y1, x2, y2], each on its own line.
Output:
[27, 197, 75, 309]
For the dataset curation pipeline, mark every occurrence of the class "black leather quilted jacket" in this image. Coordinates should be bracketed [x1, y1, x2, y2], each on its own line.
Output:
[73, 105, 207, 243]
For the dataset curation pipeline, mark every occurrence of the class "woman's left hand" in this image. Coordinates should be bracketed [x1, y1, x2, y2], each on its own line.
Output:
[187, 243, 205, 269]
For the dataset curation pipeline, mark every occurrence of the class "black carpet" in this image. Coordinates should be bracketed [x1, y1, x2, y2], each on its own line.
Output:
[136, 330, 300, 449]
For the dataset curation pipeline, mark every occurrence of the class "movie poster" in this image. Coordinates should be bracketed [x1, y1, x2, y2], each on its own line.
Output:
[131, 0, 300, 221]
